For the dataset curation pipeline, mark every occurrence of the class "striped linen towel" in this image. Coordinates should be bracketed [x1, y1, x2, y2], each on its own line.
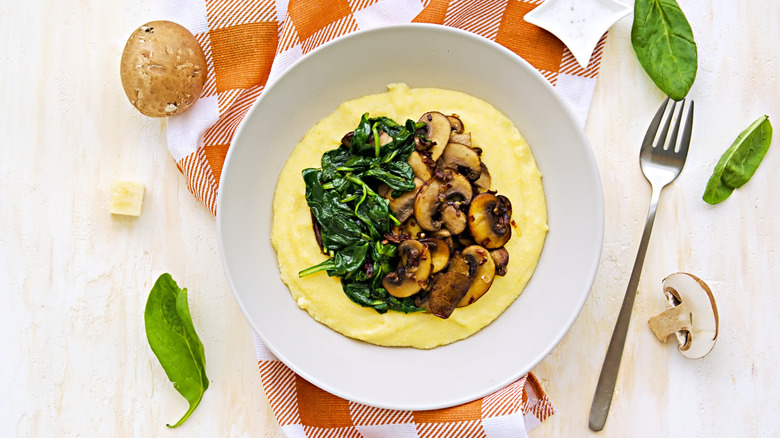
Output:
[162, 0, 609, 435]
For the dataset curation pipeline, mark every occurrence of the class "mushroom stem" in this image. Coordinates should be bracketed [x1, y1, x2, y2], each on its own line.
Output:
[648, 305, 691, 343]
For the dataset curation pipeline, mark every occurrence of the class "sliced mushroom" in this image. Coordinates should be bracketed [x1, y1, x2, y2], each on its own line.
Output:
[648, 272, 719, 359]
[440, 202, 468, 234]
[407, 151, 432, 181]
[420, 238, 451, 273]
[489, 247, 509, 276]
[467, 193, 513, 249]
[341, 131, 354, 148]
[377, 130, 393, 147]
[472, 163, 492, 193]
[449, 132, 471, 146]
[376, 183, 391, 198]
[311, 211, 324, 252]
[456, 245, 496, 307]
[382, 240, 432, 298]
[447, 114, 464, 134]
[428, 228, 452, 239]
[447, 251, 477, 278]
[437, 142, 482, 180]
[387, 178, 424, 223]
[416, 111, 451, 161]
[415, 271, 471, 319]
[393, 216, 423, 240]
[414, 170, 474, 232]
[453, 232, 476, 250]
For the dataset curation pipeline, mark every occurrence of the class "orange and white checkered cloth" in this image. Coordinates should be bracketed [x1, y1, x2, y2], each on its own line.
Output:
[162, 0, 609, 435]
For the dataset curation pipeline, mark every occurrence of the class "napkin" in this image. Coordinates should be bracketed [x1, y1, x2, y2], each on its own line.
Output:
[162, 0, 608, 435]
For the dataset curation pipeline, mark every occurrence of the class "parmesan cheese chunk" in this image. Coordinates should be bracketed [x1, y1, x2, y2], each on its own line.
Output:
[110, 181, 145, 216]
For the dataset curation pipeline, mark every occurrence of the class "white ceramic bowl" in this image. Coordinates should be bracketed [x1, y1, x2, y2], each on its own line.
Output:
[218, 24, 603, 410]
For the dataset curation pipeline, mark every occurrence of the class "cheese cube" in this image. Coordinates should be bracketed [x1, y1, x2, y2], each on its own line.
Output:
[110, 181, 145, 216]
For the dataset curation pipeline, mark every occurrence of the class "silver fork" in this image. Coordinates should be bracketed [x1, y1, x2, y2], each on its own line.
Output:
[589, 97, 694, 431]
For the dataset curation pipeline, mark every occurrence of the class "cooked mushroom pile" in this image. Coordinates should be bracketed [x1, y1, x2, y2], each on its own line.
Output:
[379, 111, 515, 319]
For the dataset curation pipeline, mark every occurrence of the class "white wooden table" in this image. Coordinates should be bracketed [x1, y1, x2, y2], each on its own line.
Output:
[2, 1, 778, 436]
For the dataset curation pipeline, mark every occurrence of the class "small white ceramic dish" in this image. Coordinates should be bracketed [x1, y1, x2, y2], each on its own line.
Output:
[525, 0, 632, 69]
[218, 24, 603, 411]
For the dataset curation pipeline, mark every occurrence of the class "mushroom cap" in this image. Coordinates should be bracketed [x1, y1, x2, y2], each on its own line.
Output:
[447, 114, 464, 134]
[393, 217, 423, 240]
[648, 272, 719, 359]
[472, 163, 492, 193]
[456, 245, 496, 307]
[467, 193, 513, 249]
[489, 247, 509, 276]
[437, 142, 482, 180]
[387, 178, 424, 223]
[382, 240, 432, 298]
[440, 203, 468, 235]
[416, 111, 452, 161]
[119, 21, 207, 117]
[407, 151, 432, 181]
[420, 238, 451, 273]
[414, 170, 474, 232]
[449, 132, 472, 147]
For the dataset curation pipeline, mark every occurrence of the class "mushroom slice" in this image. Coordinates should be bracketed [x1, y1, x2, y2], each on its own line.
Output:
[311, 211, 324, 252]
[393, 216, 423, 240]
[341, 131, 354, 148]
[387, 178, 424, 223]
[467, 193, 513, 249]
[453, 232, 476, 250]
[437, 142, 482, 180]
[456, 245, 496, 307]
[407, 151, 432, 181]
[420, 238, 451, 273]
[416, 111, 451, 161]
[447, 251, 476, 278]
[447, 114, 464, 134]
[472, 163, 492, 193]
[376, 183, 391, 198]
[648, 272, 719, 359]
[414, 170, 474, 232]
[415, 271, 471, 319]
[377, 130, 393, 147]
[489, 247, 509, 276]
[449, 132, 472, 147]
[382, 240, 433, 298]
[440, 203, 468, 235]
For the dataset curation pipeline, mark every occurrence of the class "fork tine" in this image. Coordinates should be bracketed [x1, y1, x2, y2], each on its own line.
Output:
[666, 98, 685, 151]
[654, 99, 679, 150]
[641, 97, 670, 150]
[677, 100, 694, 157]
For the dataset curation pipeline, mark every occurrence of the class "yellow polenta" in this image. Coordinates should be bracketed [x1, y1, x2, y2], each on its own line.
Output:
[271, 83, 548, 349]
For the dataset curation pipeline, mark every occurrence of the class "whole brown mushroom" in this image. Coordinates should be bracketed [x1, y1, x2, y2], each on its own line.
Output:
[120, 21, 207, 117]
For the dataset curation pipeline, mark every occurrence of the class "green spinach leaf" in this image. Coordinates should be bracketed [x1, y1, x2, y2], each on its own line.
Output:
[703, 115, 773, 204]
[631, 0, 698, 100]
[144, 273, 209, 428]
[299, 113, 425, 314]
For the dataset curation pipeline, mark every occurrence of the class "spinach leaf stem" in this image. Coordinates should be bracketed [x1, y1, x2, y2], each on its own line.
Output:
[372, 122, 381, 157]
[299, 258, 336, 277]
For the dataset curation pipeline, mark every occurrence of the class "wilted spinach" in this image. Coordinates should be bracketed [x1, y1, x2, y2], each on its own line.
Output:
[631, 0, 698, 100]
[299, 114, 425, 314]
[703, 115, 773, 204]
[144, 273, 209, 428]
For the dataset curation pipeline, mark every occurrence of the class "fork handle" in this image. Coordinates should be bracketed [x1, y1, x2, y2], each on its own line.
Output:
[589, 184, 663, 431]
